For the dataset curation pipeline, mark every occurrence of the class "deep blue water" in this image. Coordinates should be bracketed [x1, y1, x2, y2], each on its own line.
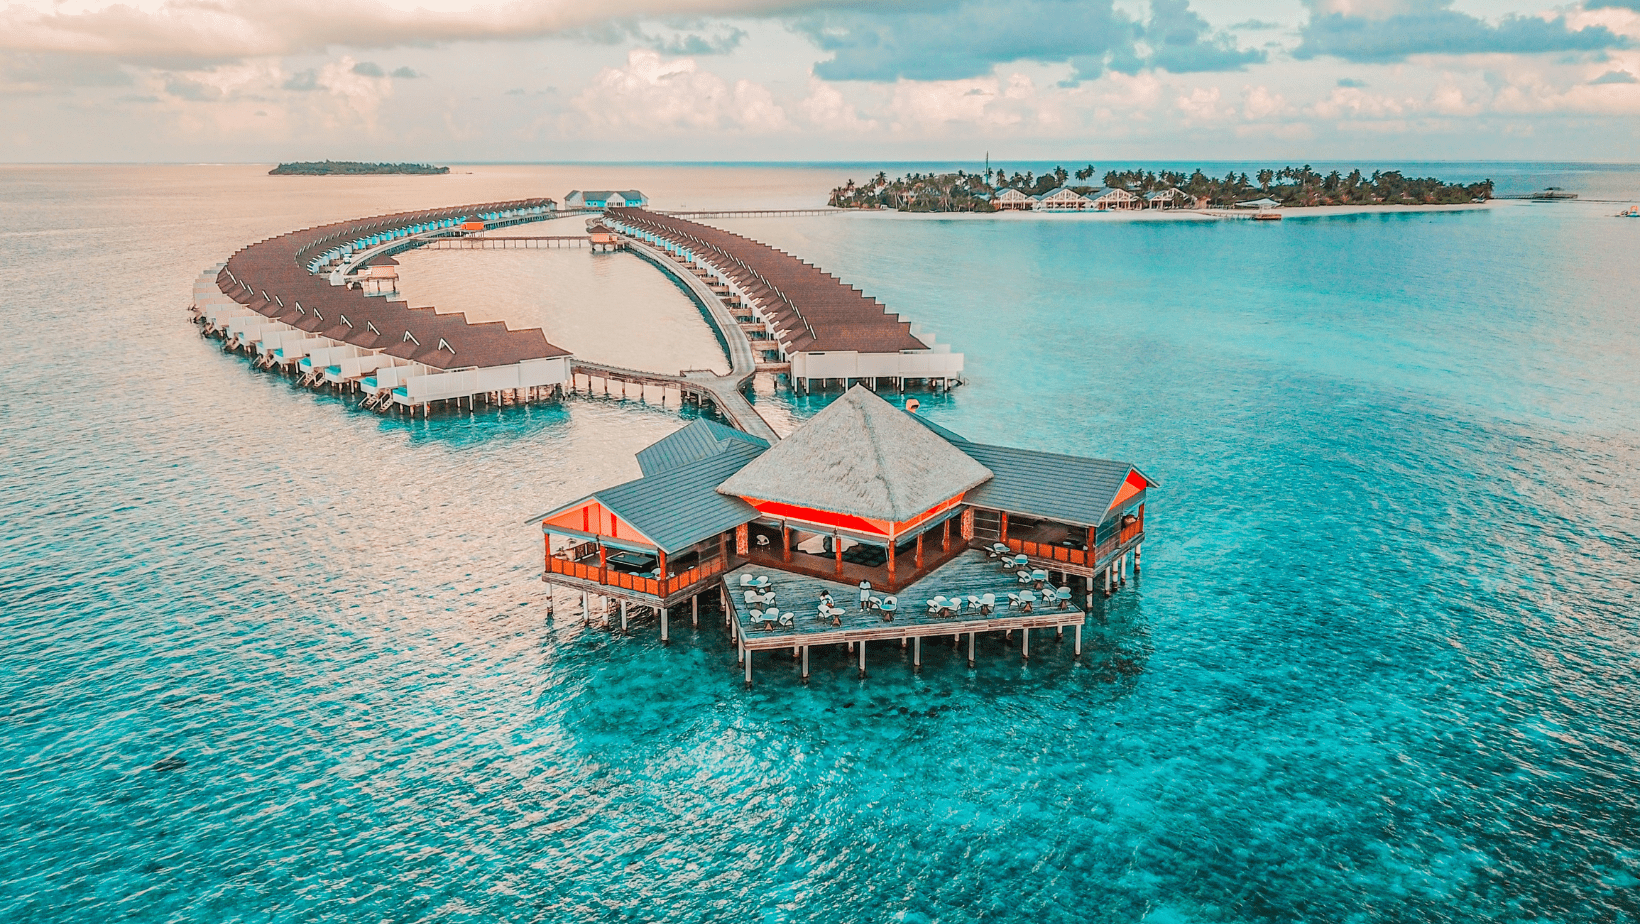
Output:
[2, 165, 1639, 923]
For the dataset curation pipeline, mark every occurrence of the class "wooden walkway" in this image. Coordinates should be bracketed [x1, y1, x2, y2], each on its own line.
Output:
[585, 239, 779, 443]
[723, 550, 1088, 684]
[421, 236, 592, 249]
[657, 208, 838, 219]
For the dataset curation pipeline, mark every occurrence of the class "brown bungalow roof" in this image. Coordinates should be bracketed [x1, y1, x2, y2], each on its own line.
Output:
[219, 198, 570, 371]
[606, 208, 928, 355]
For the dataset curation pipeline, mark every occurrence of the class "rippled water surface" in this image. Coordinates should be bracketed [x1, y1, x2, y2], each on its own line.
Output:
[2, 164, 1639, 923]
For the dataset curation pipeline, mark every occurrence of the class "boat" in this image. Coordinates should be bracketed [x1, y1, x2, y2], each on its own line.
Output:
[1529, 187, 1578, 201]
[1619, 205, 1639, 218]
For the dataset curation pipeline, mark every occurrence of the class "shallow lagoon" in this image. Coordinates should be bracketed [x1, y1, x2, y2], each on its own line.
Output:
[1, 164, 1638, 922]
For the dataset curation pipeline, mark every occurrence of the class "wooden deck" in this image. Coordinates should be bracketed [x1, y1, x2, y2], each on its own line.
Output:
[723, 550, 1086, 655]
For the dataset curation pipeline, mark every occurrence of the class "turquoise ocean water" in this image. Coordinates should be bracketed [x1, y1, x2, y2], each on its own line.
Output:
[2, 163, 1638, 922]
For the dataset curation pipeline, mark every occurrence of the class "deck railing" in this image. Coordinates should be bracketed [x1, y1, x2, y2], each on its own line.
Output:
[1005, 515, 1144, 569]
[545, 549, 726, 599]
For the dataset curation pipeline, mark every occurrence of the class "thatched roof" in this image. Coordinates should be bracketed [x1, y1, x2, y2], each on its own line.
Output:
[716, 386, 992, 522]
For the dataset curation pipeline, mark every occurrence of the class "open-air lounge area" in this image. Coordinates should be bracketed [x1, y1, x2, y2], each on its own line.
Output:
[723, 549, 1090, 683]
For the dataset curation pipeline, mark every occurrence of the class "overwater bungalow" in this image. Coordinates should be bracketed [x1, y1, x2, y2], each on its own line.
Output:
[1033, 187, 1090, 210]
[194, 199, 575, 413]
[1084, 187, 1142, 210]
[535, 387, 1151, 684]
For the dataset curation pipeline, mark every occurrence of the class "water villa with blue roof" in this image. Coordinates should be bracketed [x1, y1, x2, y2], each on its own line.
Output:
[534, 387, 1150, 685]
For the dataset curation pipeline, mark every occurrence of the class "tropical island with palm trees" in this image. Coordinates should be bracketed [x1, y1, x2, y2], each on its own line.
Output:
[828, 165, 1494, 212]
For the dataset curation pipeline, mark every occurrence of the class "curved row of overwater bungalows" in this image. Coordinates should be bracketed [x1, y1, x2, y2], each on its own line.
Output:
[192, 199, 574, 412]
[601, 208, 965, 392]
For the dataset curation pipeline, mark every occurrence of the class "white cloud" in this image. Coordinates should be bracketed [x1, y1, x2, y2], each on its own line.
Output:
[1241, 84, 1288, 119]
[801, 78, 877, 132]
[0, 0, 801, 61]
[571, 49, 788, 133]
[888, 72, 1041, 131]
[1308, 84, 1410, 118]
[1174, 85, 1224, 120]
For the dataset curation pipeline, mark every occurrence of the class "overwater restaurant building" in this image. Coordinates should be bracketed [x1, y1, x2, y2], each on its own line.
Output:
[535, 387, 1151, 658]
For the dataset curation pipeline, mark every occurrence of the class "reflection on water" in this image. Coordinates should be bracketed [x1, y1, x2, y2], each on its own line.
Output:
[395, 241, 730, 376]
[2, 164, 1639, 923]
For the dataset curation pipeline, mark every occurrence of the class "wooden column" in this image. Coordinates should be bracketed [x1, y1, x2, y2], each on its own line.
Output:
[858, 639, 866, 678]
[782, 524, 792, 563]
[691, 595, 699, 626]
[598, 542, 608, 585]
[915, 533, 924, 569]
[967, 631, 976, 667]
[887, 541, 896, 586]
[1000, 512, 1009, 542]
[1021, 627, 1030, 660]
[942, 519, 950, 553]
[1087, 526, 1097, 565]
[913, 636, 921, 670]
[660, 607, 668, 643]
[744, 647, 752, 686]
[834, 533, 843, 577]
[801, 646, 809, 681]
[1135, 543, 1143, 575]
[620, 600, 628, 633]
[658, 550, 667, 584]
[1074, 623, 1082, 658]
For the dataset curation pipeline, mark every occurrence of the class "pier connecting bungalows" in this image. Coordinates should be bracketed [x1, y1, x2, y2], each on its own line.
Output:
[537, 387, 1151, 684]
[600, 208, 964, 393]
[194, 199, 573, 413]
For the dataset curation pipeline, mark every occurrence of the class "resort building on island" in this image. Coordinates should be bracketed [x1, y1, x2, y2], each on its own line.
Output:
[993, 188, 1035, 210]
[565, 190, 648, 209]
[535, 386, 1151, 685]
[599, 208, 965, 393]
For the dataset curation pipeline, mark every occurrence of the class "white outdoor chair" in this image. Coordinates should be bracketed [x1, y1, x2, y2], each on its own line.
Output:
[980, 593, 997, 614]
[1006, 592, 1020, 610]
[777, 611, 794, 628]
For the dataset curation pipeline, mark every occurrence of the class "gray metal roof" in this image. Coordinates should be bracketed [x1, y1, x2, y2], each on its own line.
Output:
[595, 442, 764, 554]
[955, 442, 1138, 528]
[903, 414, 1149, 527]
[637, 419, 770, 477]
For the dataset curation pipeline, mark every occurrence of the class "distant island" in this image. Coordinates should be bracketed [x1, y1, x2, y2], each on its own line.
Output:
[829, 165, 1493, 212]
[269, 161, 450, 176]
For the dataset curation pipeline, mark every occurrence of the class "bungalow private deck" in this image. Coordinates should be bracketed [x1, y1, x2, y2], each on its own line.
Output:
[723, 550, 1087, 686]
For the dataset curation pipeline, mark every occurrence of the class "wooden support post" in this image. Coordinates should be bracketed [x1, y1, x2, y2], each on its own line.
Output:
[599, 543, 608, 585]
[782, 524, 792, 564]
[1074, 623, 1082, 658]
[620, 600, 628, 634]
[1022, 626, 1030, 660]
[1104, 564, 1113, 597]
[692, 595, 699, 626]
[1000, 512, 1009, 542]
[915, 532, 924, 570]
[887, 540, 896, 586]
[834, 533, 843, 577]
[858, 639, 866, 678]
[745, 647, 752, 686]
[1135, 543, 1142, 574]
[967, 631, 976, 668]
[660, 607, 668, 643]
[801, 646, 809, 681]
[913, 636, 921, 670]
[942, 519, 950, 553]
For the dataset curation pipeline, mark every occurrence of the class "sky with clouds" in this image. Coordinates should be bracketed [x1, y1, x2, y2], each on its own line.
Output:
[1, 0, 1637, 162]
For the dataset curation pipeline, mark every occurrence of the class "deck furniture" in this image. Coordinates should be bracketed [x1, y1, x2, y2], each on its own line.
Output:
[1007, 592, 1020, 610]
[1055, 586, 1072, 609]
[980, 593, 996, 615]
[1018, 590, 1036, 614]
[778, 611, 794, 628]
